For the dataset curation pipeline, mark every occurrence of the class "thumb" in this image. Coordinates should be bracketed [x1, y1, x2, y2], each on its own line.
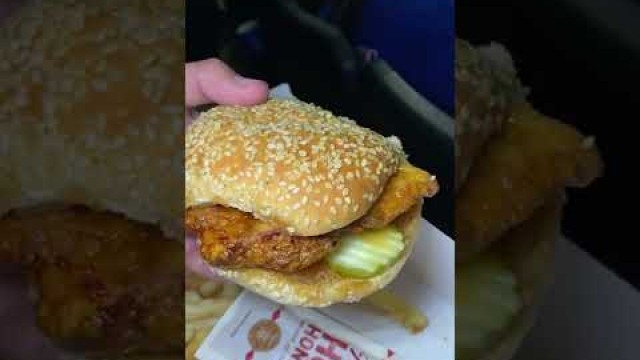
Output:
[185, 233, 219, 280]
[185, 59, 268, 108]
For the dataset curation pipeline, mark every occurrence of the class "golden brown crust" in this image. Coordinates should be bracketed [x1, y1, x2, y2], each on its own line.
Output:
[0, 206, 184, 356]
[216, 202, 423, 307]
[186, 205, 337, 272]
[456, 104, 602, 261]
[0, 0, 184, 239]
[185, 99, 410, 236]
[185, 161, 437, 272]
[455, 39, 525, 189]
[353, 162, 438, 230]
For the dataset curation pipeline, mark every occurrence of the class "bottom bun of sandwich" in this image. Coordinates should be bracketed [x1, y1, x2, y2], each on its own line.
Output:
[216, 201, 423, 308]
[457, 194, 564, 360]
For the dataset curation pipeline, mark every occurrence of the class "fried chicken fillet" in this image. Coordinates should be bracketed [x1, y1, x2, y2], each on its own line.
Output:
[0, 206, 183, 356]
[186, 163, 438, 272]
[456, 103, 602, 261]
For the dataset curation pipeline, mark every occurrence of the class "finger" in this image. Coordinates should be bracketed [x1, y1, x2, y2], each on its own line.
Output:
[185, 59, 269, 108]
[185, 234, 219, 280]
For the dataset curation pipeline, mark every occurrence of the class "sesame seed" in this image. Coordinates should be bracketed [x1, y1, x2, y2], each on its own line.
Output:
[185, 98, 405, 232]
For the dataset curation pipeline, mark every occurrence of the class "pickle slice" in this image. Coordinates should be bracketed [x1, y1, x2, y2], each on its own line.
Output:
[327, 227, 405, 278]
[456, 254, 522, 360]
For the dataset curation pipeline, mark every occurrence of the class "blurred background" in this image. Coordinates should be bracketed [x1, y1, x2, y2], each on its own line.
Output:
[457, 1, 638, 359]
[458, 0, 639, 289]
[186, 0, 455, 236]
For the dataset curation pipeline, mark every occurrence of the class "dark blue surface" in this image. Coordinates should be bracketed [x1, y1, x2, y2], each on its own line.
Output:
[351, 0, 455, 115]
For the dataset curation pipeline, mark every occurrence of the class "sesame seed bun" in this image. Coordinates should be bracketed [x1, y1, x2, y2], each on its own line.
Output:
[0, 0, 183, 239]
[186, 99, 406, 236]
[217, 201, 422, 307]
[455, 39, 525, 190]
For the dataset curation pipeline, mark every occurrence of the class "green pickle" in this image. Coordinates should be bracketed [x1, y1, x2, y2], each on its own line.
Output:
[327, 227, 405, 279]
[456, 253, 522, 360]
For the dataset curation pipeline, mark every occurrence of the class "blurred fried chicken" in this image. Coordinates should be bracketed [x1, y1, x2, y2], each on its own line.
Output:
[456, 103, 602, 261]
[0, 206, 183, 356]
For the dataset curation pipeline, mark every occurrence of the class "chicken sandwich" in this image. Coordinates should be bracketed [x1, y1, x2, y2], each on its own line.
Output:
[186, 99, 439, 307]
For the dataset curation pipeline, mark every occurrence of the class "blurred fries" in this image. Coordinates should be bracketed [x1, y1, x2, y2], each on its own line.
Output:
[186, 298, 230, 320]
[184, 277, 427, 360]
[185, 273, 240, 360]
[185, 328, 210, 360]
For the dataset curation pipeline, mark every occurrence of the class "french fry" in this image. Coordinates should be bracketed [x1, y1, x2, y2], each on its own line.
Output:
[186, 328, 210, 360]
[185, 277, 240, 359]
[220, 282, 240, 299]
[185, 272, 205, 290]
[188, 317, 219, 331]
[362, 289, 429, 334]
[185, 325, 194, 344]
[186, 298, 231, 320]
[185, 290, 202, 304]
[198, 280, 222, 298]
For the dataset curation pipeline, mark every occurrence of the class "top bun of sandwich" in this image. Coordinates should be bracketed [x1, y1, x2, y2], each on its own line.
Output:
[454, 39, 525, 190]
[0, 0, 184, 240]
[186, 99, 406, 236]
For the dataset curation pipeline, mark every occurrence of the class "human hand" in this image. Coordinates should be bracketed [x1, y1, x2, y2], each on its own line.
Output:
[185, 58, 269, 125]
[185, 58, 268, 278]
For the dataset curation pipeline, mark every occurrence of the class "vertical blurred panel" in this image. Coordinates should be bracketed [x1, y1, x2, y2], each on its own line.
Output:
[1, 1, 184, 358]
[455, 0, 637, 359]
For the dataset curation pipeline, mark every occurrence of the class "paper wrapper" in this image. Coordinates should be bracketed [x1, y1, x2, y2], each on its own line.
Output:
[196, 291, 394, 360]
